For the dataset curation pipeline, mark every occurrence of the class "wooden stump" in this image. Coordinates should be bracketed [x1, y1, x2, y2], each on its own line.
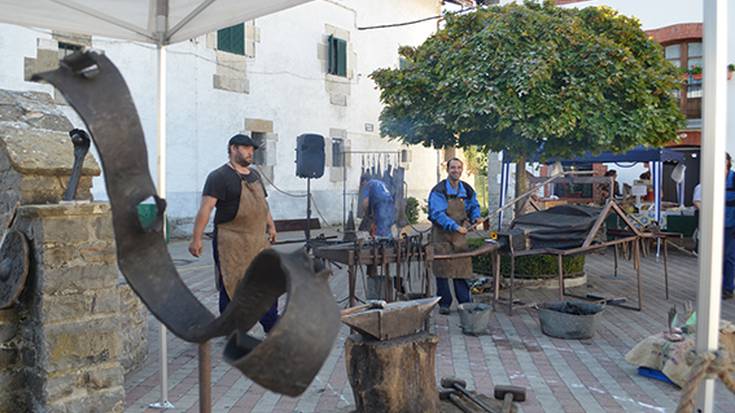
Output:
[345, 332, 439, 413]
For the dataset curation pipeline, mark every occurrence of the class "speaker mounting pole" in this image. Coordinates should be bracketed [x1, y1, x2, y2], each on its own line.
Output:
[306, 177, 312, 247]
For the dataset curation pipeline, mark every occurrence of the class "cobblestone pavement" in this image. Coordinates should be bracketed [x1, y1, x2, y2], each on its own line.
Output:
[124, 236, 735, 412]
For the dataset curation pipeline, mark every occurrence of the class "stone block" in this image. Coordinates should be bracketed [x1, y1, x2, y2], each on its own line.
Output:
[213, 75, 250, 94]
[91, 215, 114, 241]
[117, 284, 148, 375]
[0, 371, 24, 411]
[46, 363, 123, 402]
[330, 94, 348, 106]
[41, 216, 91, 243]
[0, 128, 100, 176]
[47, 386, 124, 413]
[325, 78, 351, 96]
[0, 346, 18, 367]
[0, 309, 18, 342]
[41, 263, 119, 293]
[42, 289, 120, 324]
[244, 118, 273, 133]
[45, 319, 120, 372]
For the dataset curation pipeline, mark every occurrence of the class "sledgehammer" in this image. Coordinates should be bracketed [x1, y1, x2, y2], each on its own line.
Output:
[493, 385, 526, 413]
[440, 377, 494, 413]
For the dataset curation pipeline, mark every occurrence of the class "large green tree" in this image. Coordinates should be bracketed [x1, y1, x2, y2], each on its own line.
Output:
[372, 1, 685, 204]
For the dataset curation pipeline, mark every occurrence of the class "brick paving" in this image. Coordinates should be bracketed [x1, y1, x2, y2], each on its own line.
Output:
[124, 237, 735, 412]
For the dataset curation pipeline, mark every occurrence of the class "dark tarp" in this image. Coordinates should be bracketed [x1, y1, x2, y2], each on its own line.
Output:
[510, 205, 603, 250]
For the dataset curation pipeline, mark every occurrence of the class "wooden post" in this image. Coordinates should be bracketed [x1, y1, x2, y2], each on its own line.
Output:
[345, 333, 439, 413]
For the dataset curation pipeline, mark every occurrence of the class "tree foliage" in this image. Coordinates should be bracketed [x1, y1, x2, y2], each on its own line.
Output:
[371, 1, 685, 160]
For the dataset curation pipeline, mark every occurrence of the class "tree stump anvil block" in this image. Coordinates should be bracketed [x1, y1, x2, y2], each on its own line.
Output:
[345, 332, 439, 413]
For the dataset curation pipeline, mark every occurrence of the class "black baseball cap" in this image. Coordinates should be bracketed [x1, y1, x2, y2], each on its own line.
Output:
[228, 133, 259, 149]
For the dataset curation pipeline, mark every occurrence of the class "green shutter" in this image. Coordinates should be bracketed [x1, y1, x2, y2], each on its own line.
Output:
[336, 38, 347, 76]
[327, 35, 347, 77]
[217, 23, 245, 55]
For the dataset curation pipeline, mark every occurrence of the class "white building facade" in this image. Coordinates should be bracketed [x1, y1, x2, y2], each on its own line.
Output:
[0, 0, 459, 235]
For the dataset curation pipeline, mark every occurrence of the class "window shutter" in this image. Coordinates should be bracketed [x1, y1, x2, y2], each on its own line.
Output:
[327, 35, 336, 74]
[218, 23, 245, 55]
[336, 38, 347, 76]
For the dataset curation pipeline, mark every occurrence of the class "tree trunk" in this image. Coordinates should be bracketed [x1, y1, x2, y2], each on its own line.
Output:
[514, 156, 528, 219]
[345, 333, 439, 413]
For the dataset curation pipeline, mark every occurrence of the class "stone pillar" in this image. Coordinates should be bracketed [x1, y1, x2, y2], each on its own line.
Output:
[13, 203, 125, 413]
[0, 89, 147, 411]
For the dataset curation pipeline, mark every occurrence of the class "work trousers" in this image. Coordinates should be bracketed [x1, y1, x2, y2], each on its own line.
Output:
[436, 277, 472, 309]
[724, 227, 735, 294]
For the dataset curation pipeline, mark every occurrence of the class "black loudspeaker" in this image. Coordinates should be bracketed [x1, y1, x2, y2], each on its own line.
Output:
[296, 133, 325, 178]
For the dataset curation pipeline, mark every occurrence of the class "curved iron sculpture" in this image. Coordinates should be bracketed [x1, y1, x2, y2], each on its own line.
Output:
[32, 51, 339, 396]
[0, 229, 30, 309]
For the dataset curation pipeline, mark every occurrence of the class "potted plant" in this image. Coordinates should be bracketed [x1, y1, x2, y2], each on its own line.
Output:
[679, 66, 690, 81]
[689, 65, 703, 81]
[728, 64, 734, 80]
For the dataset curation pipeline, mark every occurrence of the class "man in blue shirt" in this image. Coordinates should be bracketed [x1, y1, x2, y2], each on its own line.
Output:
[360, 177, 396, 239]
[428, 157, 482, 314]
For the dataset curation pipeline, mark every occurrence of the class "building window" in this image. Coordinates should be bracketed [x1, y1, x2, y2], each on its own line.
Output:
[58, 42, 82, 59]
[663, 41, 702, 120]
[251, 132, 266, 166]
[217, 23, 245, 55]
[332, 138, 344, 167]
[327, 35, 347, 77]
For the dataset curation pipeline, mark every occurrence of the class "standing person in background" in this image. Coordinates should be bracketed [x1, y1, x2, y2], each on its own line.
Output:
[188, 134, 280, 331]
[692, 153, 734, 300]
[428, 157, 481, 314]
[359, 176, 396, 239]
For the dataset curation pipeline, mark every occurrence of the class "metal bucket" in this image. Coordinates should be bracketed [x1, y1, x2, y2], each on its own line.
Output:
[538, 301, 604, 340]
[458, 303, 491, 336]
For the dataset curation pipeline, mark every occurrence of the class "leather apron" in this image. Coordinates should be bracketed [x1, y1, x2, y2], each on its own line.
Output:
[431, 196, 473, 279]
[216, 176, 270, 298]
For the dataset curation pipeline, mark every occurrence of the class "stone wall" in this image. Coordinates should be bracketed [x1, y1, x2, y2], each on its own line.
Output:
[0, 89, 149, 411]
[13, 203, 124, 413]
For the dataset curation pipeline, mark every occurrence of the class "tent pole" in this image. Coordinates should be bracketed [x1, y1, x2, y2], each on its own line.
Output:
[695, 0, 728, 411]
[149, 41, 174, 410]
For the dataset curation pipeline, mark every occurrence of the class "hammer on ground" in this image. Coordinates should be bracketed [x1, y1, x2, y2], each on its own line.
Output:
[493, 385, 526, 413]
[441, 377, 494, 413]
[439, 389, 473, 413]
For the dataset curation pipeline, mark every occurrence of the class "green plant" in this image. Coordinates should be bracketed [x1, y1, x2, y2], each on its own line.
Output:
[689, 65, 703, 75]
[406, 197, 420, 225]
[371, 1, 685, 161]
[467, 238, 585, 279]
[728, 64, 735, 72]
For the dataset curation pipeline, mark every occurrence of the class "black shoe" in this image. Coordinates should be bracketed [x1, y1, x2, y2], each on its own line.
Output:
[723, 290, 734, 300]
[439, 307, 450, 315]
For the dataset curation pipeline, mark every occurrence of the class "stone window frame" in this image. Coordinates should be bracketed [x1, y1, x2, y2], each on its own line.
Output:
[319, 24, 356, 107]
[206, 21, 259, 94]
[243, 118, 277, 182]
[325, 128, 352, 182]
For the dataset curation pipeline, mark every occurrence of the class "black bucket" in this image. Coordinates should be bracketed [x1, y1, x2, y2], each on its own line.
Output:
[538, 301, 604, 339]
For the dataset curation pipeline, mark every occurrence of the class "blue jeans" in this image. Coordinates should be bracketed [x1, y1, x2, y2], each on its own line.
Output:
[212, 228, 279, 333]
[436, 277, 471, 309]
[724, 228, 735, 294]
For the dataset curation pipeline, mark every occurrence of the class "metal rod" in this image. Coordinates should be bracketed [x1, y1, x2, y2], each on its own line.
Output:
[558, 254, 564, 301]
[635, 239, 643, 311]
[663, 238, 669, 300]
[198, 341, 212, 413]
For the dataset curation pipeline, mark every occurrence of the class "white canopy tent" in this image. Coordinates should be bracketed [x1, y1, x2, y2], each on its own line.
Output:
[0, 0, 314, 408]
[0, 1, 730, 411]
